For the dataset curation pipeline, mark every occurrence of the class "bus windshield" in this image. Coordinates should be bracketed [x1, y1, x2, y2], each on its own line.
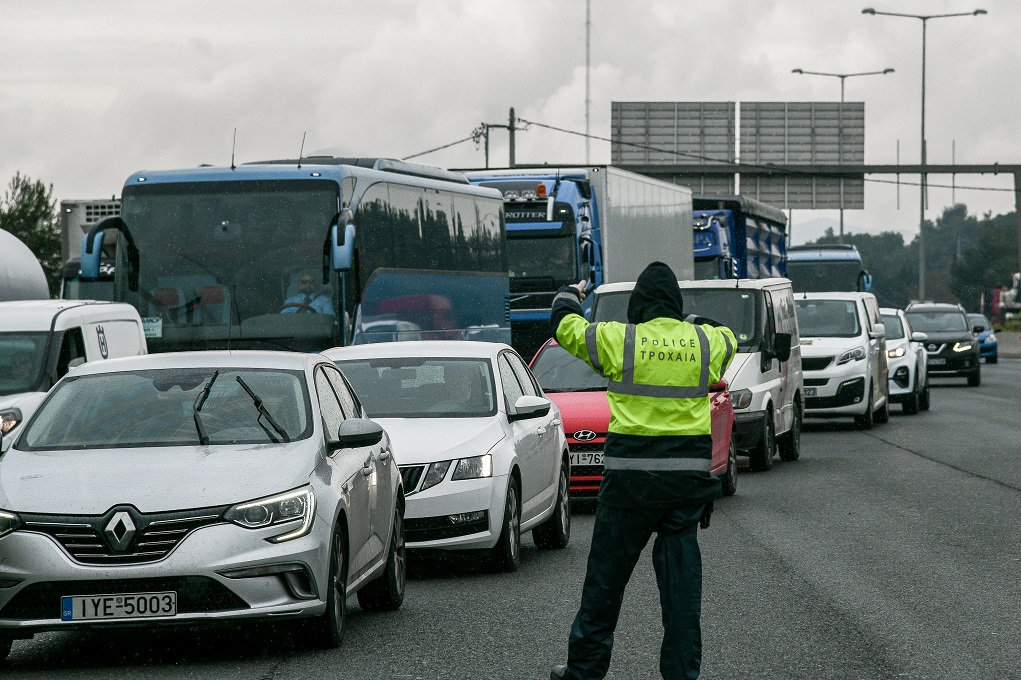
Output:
[593, 288, 762, 350]
[119, 180, 339, 353]
[786, 260, 863, 292]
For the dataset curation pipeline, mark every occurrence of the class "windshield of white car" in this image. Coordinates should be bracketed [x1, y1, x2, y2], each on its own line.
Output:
[593, 289, 762, 350]
[337, 358, 497, 418]
[906, 311, 968, 333]
[530, 345, 607, 392]
[795, 299, 861, 338]
[881, 314, 906, 340]
[19, 368, 312, 450]
[0, 332, 48, 396]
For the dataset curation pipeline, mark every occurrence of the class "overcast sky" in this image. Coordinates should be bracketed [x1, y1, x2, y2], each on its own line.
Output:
[2, 0, 1017, 244]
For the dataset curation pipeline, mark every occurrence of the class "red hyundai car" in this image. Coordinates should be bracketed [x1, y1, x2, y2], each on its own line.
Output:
[530, 339, 737, 498]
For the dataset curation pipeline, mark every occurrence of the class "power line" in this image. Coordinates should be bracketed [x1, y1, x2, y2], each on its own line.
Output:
[517, 117, 1016, 194]
[402, 135, 476, 161]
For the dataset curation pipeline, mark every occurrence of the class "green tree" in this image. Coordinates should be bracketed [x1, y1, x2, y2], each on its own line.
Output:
[0, 173, 61, 296]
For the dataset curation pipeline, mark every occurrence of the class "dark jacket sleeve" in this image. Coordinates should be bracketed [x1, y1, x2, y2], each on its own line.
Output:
[550, 286, 584, 338]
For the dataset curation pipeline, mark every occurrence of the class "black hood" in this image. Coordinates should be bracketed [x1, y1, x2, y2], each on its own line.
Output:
[627, 262, 684, 324]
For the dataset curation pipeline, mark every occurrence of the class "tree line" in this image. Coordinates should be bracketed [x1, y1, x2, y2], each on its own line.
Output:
[802, 204, 1019, 313]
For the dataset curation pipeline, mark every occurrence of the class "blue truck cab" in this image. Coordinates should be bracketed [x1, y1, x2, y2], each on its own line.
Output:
[692, 195, 788, 280]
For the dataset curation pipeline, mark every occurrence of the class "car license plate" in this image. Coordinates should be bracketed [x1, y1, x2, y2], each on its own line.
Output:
[804, 387, 817, 397]
[61, 592, 177, 621]
[571, 451, 603, 467]
[928, 358, 947, 366]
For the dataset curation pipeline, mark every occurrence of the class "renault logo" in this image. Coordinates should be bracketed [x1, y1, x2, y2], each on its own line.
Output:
[573, 430, 597, 442]
[103, 511, 136, 552]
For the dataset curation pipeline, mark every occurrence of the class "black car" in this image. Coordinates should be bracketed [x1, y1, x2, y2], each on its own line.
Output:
[905, 303, 982, 386]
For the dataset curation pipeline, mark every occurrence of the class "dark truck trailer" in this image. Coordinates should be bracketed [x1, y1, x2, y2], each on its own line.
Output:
[692, 194, 787, 280]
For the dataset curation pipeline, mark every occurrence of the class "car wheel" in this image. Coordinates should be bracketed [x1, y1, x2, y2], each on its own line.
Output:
[987, 352, 997, 364]
[721, 436, 738, 496]
[0, 634, 11, 662]
[902, 390, 920, 415]
[874, 394, 890, 424]
[748, 412, 775, 472]
[307, 525, 347, 648]
[533, 460, 571, 549]
[356, 508, 406, 612]
[778, 401, 802, 462]
[486, 479, 522, 572]
[855, 385, 875, 430]
[919, 385, 931, 411]
[968, 368, 981, 387]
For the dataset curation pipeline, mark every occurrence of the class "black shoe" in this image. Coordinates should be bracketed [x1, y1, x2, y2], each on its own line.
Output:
[550, 665, 568, 680]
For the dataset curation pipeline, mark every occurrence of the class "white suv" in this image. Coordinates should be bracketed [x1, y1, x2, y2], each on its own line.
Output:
[795, 292, 889, 429]
[880, 307, 929, 414]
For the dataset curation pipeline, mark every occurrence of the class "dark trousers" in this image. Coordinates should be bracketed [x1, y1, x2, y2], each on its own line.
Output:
[565, 503, 705, 680]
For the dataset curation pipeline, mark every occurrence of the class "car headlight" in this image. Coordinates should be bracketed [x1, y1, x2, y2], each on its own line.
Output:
[452, 454, 493, 481]
[837, 347, 866, 365]
[887, 346, 906, 359]
[0, 408, 22, 436]
[224, 487, 315, 543]
[730, 389, 753, 410]
[987, 335, 997, 344]
[0, 510, 22, 539]
[952, 342, 973, 352]
[421, 461, 451, 491]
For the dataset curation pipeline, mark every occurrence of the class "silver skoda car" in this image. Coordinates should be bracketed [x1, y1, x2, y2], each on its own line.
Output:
[0, 351, 405, 661]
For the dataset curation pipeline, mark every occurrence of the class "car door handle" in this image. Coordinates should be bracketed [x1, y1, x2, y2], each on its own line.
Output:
[362, 459, 374, 476]
[551, 419, 562, 426]
[379, 449, 392, 462]
[536, 427, 547, 436]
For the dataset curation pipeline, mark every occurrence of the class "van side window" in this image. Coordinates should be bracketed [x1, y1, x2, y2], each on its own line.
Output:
[56, 327, 86, 379]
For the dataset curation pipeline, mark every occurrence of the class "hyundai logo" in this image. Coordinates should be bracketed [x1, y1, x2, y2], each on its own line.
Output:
[103, 511, 136, 552]
[572, 430, 597, 442]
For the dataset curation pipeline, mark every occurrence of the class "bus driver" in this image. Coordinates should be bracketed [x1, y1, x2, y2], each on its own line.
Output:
[279, 273, 335, 315]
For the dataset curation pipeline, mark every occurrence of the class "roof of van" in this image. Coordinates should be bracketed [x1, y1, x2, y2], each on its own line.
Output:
[596, 278, 793, 295]
[0, 300, 140, 332]
[795, 291, 875, 302]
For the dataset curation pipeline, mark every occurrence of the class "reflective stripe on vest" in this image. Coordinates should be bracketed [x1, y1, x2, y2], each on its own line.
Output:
[603, 456, 712, 472]
[722, 333, 734, 372]
[585, 323, 604, 376]
[607, 323, 711, 399]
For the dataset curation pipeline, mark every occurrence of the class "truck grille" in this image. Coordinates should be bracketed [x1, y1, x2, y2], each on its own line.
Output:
[20, 506, 228, 566]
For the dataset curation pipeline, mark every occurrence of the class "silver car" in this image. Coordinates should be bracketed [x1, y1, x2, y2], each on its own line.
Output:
[0, 351, 405, 661]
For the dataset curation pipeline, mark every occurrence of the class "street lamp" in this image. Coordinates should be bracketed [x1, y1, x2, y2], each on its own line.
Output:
[862, 7, 987, 301]
[791, 67, 895, 241]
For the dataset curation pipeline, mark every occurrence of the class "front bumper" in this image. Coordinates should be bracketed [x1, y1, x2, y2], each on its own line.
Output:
[979, 340, 997, 359]
[887, 356, 917, 399]
[802, 355, 870, 416]
[403, 475, 506, 551]
[926, 350, 979, 377]
[732, 411, 766, 452]
[0, 520, 329, 635]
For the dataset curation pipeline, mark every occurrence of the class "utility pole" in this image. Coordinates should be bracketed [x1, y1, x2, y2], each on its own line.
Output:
[478, 107, 523, 167]
[509, 107, 516, 167]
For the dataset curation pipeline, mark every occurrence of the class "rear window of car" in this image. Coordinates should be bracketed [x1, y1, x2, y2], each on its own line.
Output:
[336, 358, 497, 418]
[795, 299, 861, 338]
[20, 368, 312, 450]
[906, 311, 968, 333]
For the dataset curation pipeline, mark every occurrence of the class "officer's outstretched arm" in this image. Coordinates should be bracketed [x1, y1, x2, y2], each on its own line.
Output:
[704, 324, 738, 383]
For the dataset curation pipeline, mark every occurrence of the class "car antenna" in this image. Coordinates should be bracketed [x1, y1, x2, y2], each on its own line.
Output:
[231, 128, 237, 170]
[297, 132, 306, 169]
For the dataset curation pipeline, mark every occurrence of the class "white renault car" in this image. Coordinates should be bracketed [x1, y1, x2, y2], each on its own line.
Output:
[795, 292, 890, 429]
[325, 341, 570, 572]
[880, 307, 930, 414]
[0, 351, 404, 661]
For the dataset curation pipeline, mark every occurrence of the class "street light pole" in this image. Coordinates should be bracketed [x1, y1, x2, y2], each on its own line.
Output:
[791, 67, 894, 242]
[862, 7, 987, 301]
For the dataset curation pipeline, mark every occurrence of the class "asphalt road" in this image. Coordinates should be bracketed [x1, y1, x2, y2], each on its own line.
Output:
[6, 360, 1021, 679]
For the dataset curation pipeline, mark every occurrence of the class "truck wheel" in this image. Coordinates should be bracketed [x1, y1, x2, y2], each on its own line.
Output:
[533, 460, 571, 549]
[778, 401, 801, 462]
[721, 437, 738, 496]
[855, 387, 875, 430]
[357, 508, 406, 612]
[748, 413, 775, 472]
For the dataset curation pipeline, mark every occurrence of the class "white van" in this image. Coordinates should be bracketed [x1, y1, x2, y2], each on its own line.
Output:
[0, 300, 147, 450]
[592, 278, 804, 472]
[795, 292, 889, 429]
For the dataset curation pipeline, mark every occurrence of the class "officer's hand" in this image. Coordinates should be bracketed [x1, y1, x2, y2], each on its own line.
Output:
[570, 279, 589, 301]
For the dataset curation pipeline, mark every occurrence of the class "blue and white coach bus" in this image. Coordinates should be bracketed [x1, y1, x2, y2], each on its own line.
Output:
[81, 158, 510, 353]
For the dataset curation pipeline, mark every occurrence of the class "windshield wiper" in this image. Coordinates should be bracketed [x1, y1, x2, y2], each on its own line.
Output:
[193, 370, 219, 445]
[235, 376, 290, 443]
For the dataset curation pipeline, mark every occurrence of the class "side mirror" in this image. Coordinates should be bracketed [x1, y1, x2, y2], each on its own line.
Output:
[772, 332, 792, 362]
[868, 323, 886, 339]
[709, 380, 728, 393]
[993, 327, 1002, 333]
[330, 211, 356, 272]
[910, 331, 928, 342]
[333, 418, 384, 449]
[972, 325, 985, 334]
[509, 395, 551, 421]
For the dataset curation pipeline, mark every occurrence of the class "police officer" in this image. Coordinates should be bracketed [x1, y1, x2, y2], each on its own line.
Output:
[550, 261, 736, 680]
